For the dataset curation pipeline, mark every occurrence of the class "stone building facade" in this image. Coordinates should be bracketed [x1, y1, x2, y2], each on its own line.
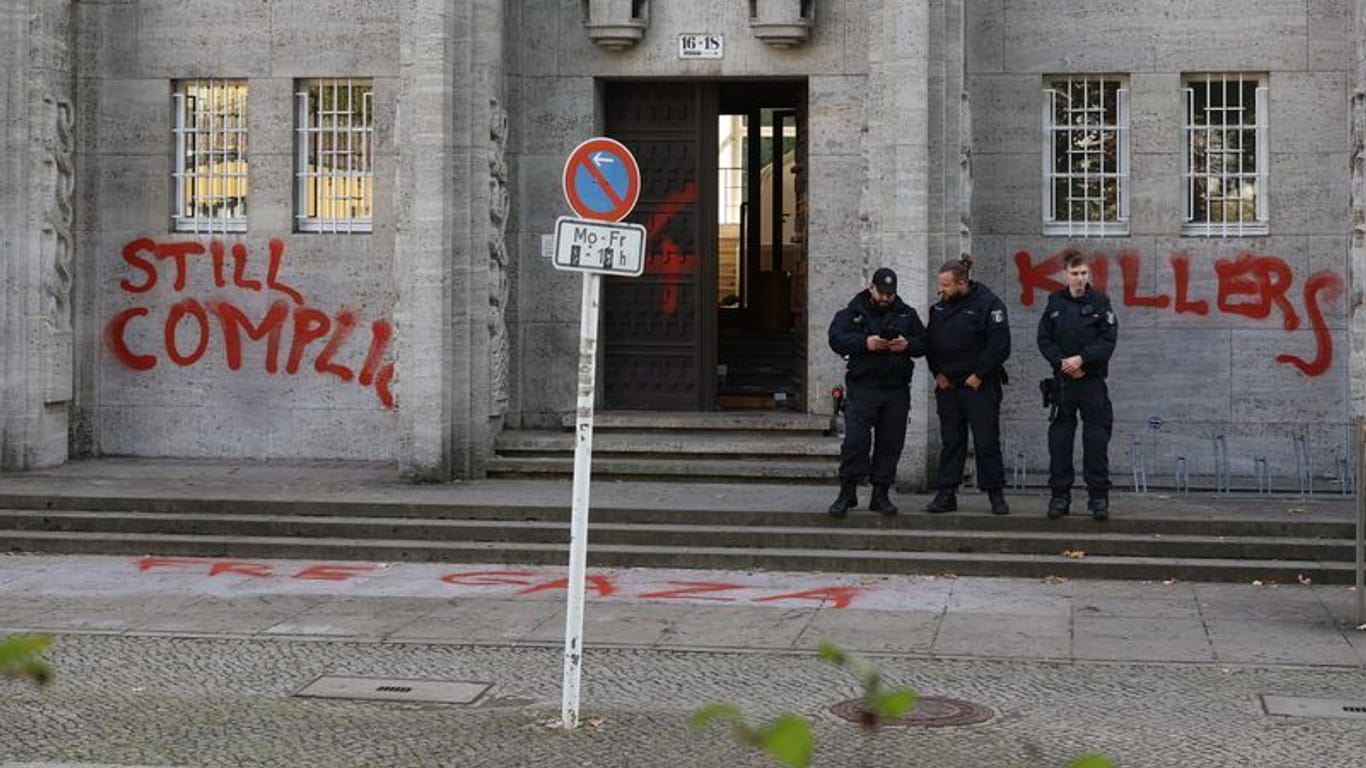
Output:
[1, 0, 1363, 490]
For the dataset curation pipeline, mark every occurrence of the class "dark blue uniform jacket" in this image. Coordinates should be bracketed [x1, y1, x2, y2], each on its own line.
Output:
[926, 281, 1011, 384]
[828, 291, 927, 388]
[1037, 285, 1119, 378]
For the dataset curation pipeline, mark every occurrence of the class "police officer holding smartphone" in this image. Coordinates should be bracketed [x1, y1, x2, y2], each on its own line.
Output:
[826, 268, 927, 518]
[1037, 252, 1118, 521]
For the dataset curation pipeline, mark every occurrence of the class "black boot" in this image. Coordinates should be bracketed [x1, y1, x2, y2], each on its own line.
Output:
[925, 489, 957, 514]
[869, 484, 898, 516]
[1088, 495, 1109, 522]
[827, 481, 858, 518]
[988, 489, 1010, 516]
[1046, 492, 1070, 520]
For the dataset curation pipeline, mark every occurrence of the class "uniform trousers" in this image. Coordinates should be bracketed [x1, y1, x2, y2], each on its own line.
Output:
[1047, 375, 1112, 497]
[934, 379, 1005, 491]
[838, 385, 910, 486]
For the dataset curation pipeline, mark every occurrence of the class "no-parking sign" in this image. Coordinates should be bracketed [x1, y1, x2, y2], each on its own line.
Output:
[562, 137, 641, 222]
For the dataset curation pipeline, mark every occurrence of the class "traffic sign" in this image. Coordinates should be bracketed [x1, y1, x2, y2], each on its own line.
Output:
[562, 137, 641, 222]
[551, 217, 646, 277]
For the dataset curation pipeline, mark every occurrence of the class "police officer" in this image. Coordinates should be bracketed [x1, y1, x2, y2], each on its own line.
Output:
[1037, 252, 1118, 521]
[925, 255, 1012, 516]
[827, 267, 927, 518]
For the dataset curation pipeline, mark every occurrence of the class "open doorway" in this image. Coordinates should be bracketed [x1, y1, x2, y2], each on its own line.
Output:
[715, 83, 807, 410]
[601, 80, 807, 412]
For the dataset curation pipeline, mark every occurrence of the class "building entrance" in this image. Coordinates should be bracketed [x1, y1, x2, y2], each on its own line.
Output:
[602, 80, 808, 411]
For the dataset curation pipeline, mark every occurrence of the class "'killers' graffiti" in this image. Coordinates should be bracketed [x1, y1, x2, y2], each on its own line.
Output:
[1015, 248, 1345, 377]
[105, 238, 395, 408]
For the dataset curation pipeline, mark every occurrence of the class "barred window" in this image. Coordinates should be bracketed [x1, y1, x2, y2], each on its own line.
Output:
[1182, 74, 1268, 236]
[1042, 77, 1129, 237]
[295, 78, 374, 233]
[173, 79, 248, 233]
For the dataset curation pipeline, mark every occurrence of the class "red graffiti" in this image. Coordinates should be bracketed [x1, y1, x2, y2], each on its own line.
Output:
[1015, 248, 1344, 376]
[106, 238, 396, 408]
[132, 559, 873, 609]
[639, 181, 698, 317]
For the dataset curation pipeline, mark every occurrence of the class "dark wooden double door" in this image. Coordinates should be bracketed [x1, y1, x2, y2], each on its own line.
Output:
[602, 80, 807, 411]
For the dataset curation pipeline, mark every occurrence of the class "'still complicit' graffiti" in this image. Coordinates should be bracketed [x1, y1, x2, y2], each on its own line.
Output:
[105, 238, 396, 408]
[1015, 248, 1345, 377]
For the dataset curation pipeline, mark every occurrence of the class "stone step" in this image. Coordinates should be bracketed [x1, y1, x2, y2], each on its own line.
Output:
[560, 411, 831, 434]
[484, 456, 837, 482]
[0, 510, 1353, 562]
[493, 430, 840, 458]
[2, 529, 1355, 584]
[0, 495, 1353, 539]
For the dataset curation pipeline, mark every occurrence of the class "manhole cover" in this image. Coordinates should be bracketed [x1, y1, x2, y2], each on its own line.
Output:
[829, 695, 995, 728]
[294, 675, 490, 705]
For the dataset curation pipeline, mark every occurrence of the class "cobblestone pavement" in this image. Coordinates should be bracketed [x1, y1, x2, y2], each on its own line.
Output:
[3, 634, 1366, 768]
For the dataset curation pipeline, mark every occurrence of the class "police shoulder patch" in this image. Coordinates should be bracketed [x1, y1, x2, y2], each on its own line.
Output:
[990, 309, 1004, 323]
[1106, 310, 1116, 325]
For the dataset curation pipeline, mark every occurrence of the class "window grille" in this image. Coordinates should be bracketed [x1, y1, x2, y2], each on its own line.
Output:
[1041, 77, 1129, 237]
[1182, 74, 1268, 237]
[295, 78, 374, 233]
[173, 79, 248, 233]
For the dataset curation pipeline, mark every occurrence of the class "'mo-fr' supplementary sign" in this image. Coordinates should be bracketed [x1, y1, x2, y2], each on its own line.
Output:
[562, 137, 641, 222]
[552, 217, 646, 277]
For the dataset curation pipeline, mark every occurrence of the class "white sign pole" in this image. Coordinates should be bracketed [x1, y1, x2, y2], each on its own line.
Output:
[561, 271, 601, 729]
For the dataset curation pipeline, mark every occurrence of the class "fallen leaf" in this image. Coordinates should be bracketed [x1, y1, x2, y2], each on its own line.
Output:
[941, 572, 959, 580]
[1063, 549, 1086, 559]
[1163, 578, 1179, 586]
[1042, 575, 1069, 585]
[1356, 623, 1366, 632]
[1297, 574, 1313, 586]
[1287, 507, 1307, 515]
[1251, 580, 1263, 587]
[588, 718, 605, 730]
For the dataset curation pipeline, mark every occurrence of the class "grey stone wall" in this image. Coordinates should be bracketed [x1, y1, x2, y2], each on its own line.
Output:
[968, 0, 1354, 488]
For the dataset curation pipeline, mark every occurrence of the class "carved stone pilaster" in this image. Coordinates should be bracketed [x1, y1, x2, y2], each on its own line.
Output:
[488, 98, 511, 417]
[40, 95, 75, 336]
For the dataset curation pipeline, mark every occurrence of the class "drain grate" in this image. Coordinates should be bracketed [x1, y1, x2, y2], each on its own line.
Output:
[294, 675, 490, 705]
[830, 695, 995, 728]
[1261, 695, 1366, 721]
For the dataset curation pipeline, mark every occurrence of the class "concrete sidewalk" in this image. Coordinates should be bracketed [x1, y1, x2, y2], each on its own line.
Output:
[3, 553, 1363, 668]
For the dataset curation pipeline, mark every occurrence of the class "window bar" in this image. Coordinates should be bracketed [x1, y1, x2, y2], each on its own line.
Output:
[345, 78, 355, 235]
[328, 79, 339, 233]
[1092, 78, 1103, 236]
[1182, 87, 1192, 226]
[173, 90, 186, 228]
[1206, 77, 1216, 237]
[362, 87, 373, 225]
[295, 87, 308, 231]
[1235, 73, 1245, 235]
[1118, 87, 1130, 226]
[206, 80, 217, 234]
[1256, 85, 1269, 224]
[1042, 86, 1054, 234]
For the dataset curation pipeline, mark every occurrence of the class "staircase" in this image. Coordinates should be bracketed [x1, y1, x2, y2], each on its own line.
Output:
[487, 411, 839, 482]
[0, 466, 1358, 584]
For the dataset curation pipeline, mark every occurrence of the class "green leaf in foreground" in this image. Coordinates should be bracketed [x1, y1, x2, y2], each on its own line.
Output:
[757, 714, 813, 768]
[1067, 755, 1116, 768]
[0, 634, 52, 686]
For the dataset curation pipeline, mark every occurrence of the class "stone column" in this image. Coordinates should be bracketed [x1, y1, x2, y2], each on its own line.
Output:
[0, 0, 75, 470]
[863, 0, 932, 489]
[393, 0, 458, 479]
[393, 0, 503, 480]
[1352, 0, 1366, 424]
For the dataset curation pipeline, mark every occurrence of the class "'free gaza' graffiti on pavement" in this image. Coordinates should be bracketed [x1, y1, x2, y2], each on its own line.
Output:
[105, 238, 396, 408]
[134, 557, 867, 609]
[1015, 248, 1345, 377]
